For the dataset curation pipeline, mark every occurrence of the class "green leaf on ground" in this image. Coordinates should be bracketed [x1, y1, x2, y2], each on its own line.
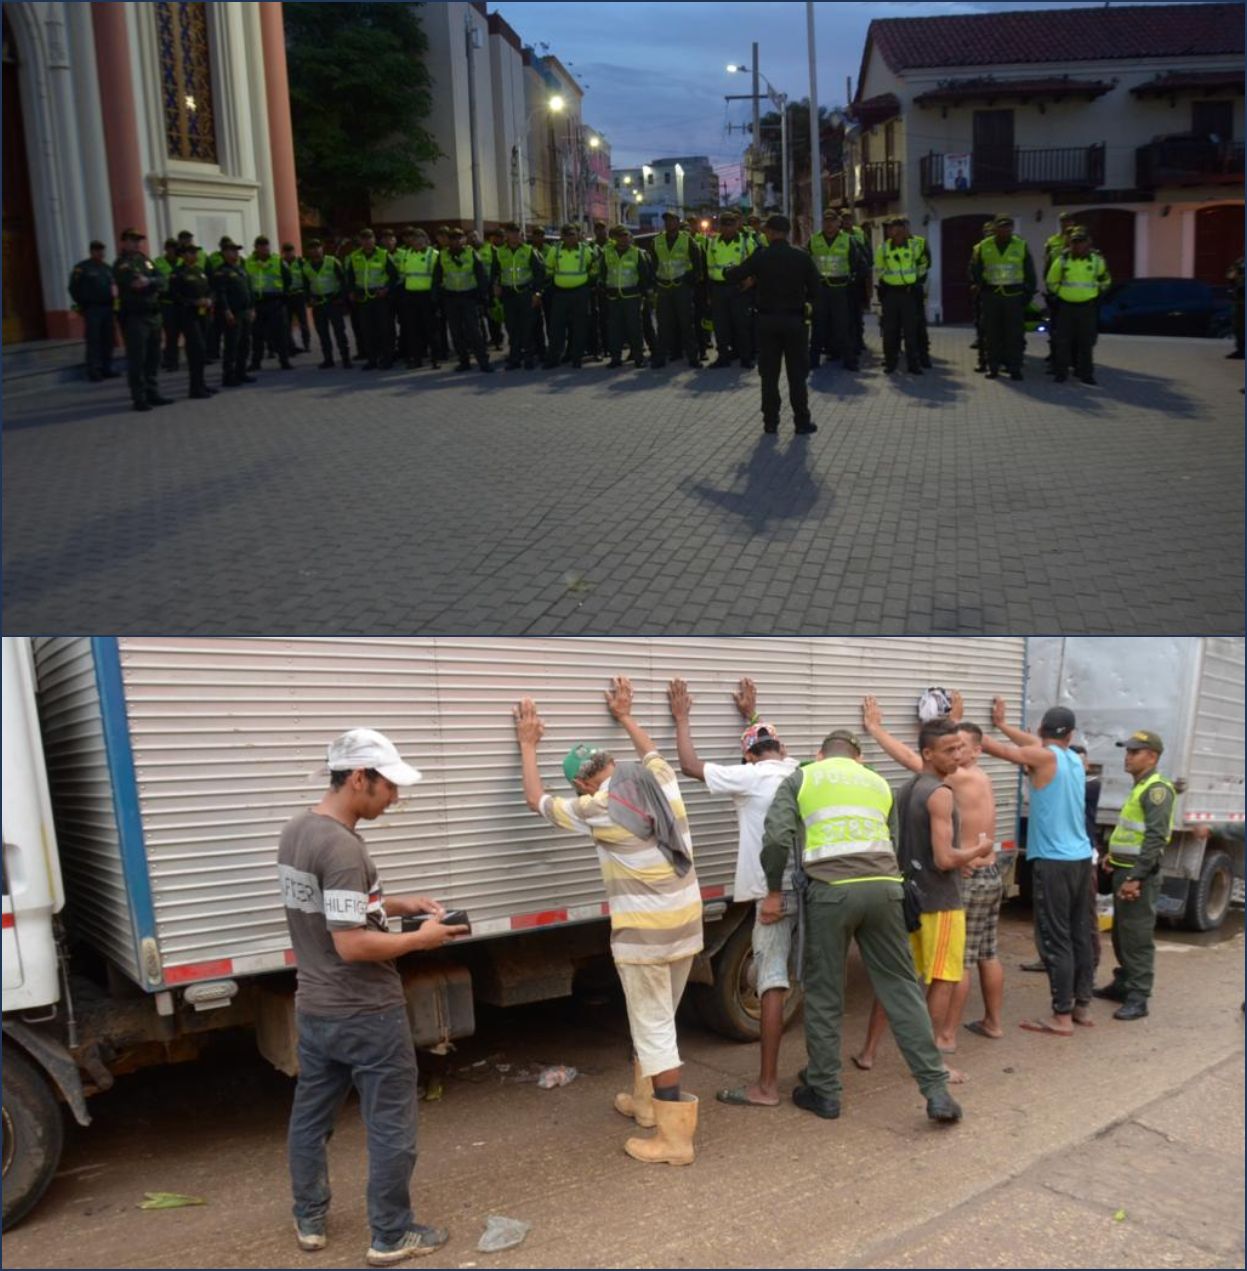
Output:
[138, 1192, 206, 1210]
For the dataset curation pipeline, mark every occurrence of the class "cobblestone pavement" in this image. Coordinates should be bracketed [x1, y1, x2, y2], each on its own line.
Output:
[3, 323, 1242, 635]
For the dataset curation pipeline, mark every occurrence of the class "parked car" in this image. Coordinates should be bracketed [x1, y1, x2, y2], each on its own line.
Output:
[1096, 277, 1233, 338]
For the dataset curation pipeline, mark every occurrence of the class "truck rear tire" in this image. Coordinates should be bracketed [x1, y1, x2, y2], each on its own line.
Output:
[1186, 849, 1233, 932]
[2, 1044, 65, 1231]
[691, 913, 803, 1043]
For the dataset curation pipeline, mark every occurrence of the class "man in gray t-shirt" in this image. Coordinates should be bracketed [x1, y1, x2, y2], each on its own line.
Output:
[280, 728, 466, 1267]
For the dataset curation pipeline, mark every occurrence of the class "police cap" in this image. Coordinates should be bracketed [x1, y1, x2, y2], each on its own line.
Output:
[764, 214, 790, 233]
[178, 241, 200, 255]
[254, 234, 270, 246]
[163, 238, 179, 251]
[447, 226, 465, 238]
[89, 240, 106, 250]
[220, 238, 241, 251]
[281, 242, 296, 252]
[176, 229, 194, 241]
[560, 223, 578, 234]
[305, 238, 323, 250]
[661, 210, 681, 222]
[992, 215, 1014, 229]
[1068, 226, 1090, 242]
[358, 228, 375, 239]
[120, 228, 145, 241]
[501, 221, 520, 233]
[401, 225, 418, 236]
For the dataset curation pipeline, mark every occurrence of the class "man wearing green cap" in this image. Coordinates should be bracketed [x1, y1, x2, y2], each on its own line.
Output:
[513, 678, 703, 1166]
[114, 228, 175, 412]
[1093, 732, 1175, 1021]
[761, 727, 963, 1125]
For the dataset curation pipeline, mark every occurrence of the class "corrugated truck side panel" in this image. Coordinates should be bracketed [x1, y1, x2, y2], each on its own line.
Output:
[1184, 637, 1246, 822]
[40, 638, 1024, 988]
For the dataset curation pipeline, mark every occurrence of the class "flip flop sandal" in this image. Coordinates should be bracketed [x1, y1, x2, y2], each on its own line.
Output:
[715, 1087, 779, 1107]
[1018, 1019, 1073, 1037]
[964, 1020, 1003, 1039]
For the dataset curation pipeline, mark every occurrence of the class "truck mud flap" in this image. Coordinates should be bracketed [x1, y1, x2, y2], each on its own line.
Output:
[2, 1021, 91, 1127]
[1155, 874, 1190, 919]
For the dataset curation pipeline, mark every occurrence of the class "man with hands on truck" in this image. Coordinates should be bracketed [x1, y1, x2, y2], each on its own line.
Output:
[278, 728, 467, 1266]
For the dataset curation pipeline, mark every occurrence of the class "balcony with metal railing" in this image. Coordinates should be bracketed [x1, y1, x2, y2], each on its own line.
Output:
[824, 160, 901, 207]
[920, 144, 1105, 194]
[1136, 138, 1245, 188]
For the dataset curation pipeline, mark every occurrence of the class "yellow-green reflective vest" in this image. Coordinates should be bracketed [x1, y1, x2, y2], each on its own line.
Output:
[1107, 772, 1176, 867]
[153, 255, 179, 304]
[705, 234, 750, 282]
[653, 231, 692, 283]
[349, 249, 390, 297]
[476, 243, 496, 273]
[495, 244, 534, 289]
[538, 243, 556, 271]
[875, 240, 920, 287]
[440, 250, 478, 293]
[552, 243, 590, 289]
[1047, 251, 1110, 303]
[602, 244, 641, 291]
[304, 258, 343, 299]
[809, 231, 853, 282]
[245, 254, 284, 297]
[1044, 232, 1067, 268]
[401, 248, 437, 292]
[979, 235, 1027, 288]
[795, 757, 895, 870]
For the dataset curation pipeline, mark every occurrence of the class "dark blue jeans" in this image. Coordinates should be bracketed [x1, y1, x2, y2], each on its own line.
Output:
[289, 1004, 418, 1248]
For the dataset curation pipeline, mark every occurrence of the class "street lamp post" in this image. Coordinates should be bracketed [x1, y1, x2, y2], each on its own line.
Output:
[515, 95, 564, 235]
[727, 61, 788, 221]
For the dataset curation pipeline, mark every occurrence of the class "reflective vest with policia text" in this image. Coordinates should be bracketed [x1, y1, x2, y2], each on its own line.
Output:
[349, 249, 391, 300]
[1048, 251, 1111, 303]
[245, 255, 285, 298]
[653, 231, 693, 285]
[809, 231, 854, 284]
[495, 244, 535, 290]
[551, 243, 591, 289]
[874, 241, 922, 287]
[704, 234, 751, 283]
[795, 757, 899, 879]
[601, 244, 642, 294]
[400, 248, 437, 292]
[1107, 772, 1176, 869]
[303, 257, 345, 304]
[978, 236, 1027, 291]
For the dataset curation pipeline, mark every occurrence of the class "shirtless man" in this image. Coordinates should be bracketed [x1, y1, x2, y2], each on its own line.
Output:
[860, 694, 1005, 1048]
[852, 714, 993, 1083]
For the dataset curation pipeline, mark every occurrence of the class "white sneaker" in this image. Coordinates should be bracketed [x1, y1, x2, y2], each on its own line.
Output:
[294, 1219, 327, 1252]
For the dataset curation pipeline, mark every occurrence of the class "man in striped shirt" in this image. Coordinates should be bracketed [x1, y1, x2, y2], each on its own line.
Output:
[514, 677, 702, 1166]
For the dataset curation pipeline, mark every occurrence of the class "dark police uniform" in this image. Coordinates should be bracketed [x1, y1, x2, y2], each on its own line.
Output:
[434, 245, 492, 372]
[724, 231, 820, 434]
[212, 250, 255, 387]
[68, 250, 117, 380]
[283, 250, 311, 355]
[169, 250, 214, 398]
[113, 235, 171, 411]
[491, 241, 546, 370]
[595, 237, 653, 368]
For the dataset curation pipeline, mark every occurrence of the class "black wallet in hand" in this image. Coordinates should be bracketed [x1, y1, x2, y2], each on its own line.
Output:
[401, 909, 471, 934]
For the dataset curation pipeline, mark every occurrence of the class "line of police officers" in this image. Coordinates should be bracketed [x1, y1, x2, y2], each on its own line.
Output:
[68, 208, 1115, 413]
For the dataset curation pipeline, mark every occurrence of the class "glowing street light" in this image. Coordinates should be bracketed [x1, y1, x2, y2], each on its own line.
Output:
[549, 94, 565, 113]
[588, 135, 600, 149]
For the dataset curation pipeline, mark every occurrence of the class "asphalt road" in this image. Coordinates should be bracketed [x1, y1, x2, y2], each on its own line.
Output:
[3, 326, 1242, 635]
[4, 908, 1243, 1269]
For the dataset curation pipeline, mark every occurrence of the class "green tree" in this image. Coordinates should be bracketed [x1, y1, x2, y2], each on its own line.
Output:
[286, 3, 441, 229]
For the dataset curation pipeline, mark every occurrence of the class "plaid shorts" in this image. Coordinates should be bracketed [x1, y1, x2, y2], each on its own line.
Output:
[963, 862, 1004, 966]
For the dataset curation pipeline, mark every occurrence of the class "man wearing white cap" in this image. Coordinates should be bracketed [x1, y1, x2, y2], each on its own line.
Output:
[278, 728, 466, 1265]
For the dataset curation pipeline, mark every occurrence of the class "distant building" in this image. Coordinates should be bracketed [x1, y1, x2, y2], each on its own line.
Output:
[3, 1, 298, 346]
[374, 3, 610, 233]
[611, 155, 719, 229]
[835, 1, 1244, 323]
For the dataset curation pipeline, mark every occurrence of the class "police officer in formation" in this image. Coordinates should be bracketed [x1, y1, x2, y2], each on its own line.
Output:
[491, 222, 545, 370]
[347, 228, 400, 370]
[67, 239, 118, 381]
[154, 237, 182, 371]
[970, 215, 1036, 380]
[302, 238, 352, 369]
[113, 228, 174, 412]
[596, 223, 652, 368]
[968, 216, 997, 372]
[397, 228, 440, 369]
[434, 227, 493, 373]
[703, 211, 755, 369]
[875, 216, 926, 375]
[282, 241, 311, 358]
[212, 238, 256, 388]
[650, 210, 704, 369]
[168, 240, 215, 399]
[544, 223, 594, 369]
[245, 236, 294, 372]
[808, 207, 869, 372]
[1045, 226, 1111, 384]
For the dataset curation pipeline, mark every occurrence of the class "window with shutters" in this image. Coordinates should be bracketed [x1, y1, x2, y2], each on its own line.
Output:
[155, 1, 217, 163]
[664, 171, 671, 184]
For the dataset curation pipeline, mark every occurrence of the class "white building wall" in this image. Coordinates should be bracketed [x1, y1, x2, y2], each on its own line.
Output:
[489, 30, 526, 222]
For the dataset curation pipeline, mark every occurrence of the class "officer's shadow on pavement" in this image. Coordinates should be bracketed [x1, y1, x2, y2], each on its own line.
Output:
[880, 360, 967, 407]
[682, 432, 827, 538]
[1091, 364, 1202, 419]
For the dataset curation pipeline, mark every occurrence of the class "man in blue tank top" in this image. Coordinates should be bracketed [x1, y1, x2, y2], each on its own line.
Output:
[981, 702, 1095, 1038]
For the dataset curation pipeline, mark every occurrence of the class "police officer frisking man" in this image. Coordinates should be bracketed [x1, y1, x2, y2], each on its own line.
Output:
[723, 215, 821, 437]
[68, 240, 119, 382]
[279, 729, 466, 1265]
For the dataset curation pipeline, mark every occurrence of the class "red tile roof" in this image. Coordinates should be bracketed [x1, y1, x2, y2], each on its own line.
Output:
[863, 2, 1243, 80]
[913, 76, 1116, 106]
[849, 92, 901, 127]
[1131, 68, 1246, 95]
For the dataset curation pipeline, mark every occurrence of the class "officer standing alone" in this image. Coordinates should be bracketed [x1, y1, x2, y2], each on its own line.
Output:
[723, 214, 820, 436]
[114, 228, 174, 413]
[1093, 732, 1176, 1022]
[68, 240, 118, 381]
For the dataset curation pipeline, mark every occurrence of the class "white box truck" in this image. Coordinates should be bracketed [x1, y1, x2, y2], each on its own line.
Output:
[1025, 636, 1245, 929]
[2, 635, 1026, 1229]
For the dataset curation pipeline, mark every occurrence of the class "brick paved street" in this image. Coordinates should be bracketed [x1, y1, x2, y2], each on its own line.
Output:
[3, 323, 1243, 634]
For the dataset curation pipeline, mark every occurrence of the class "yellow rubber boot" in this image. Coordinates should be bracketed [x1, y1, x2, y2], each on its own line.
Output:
[624, 1092, 697, 1166]
[613, 1058, 655, 1128]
